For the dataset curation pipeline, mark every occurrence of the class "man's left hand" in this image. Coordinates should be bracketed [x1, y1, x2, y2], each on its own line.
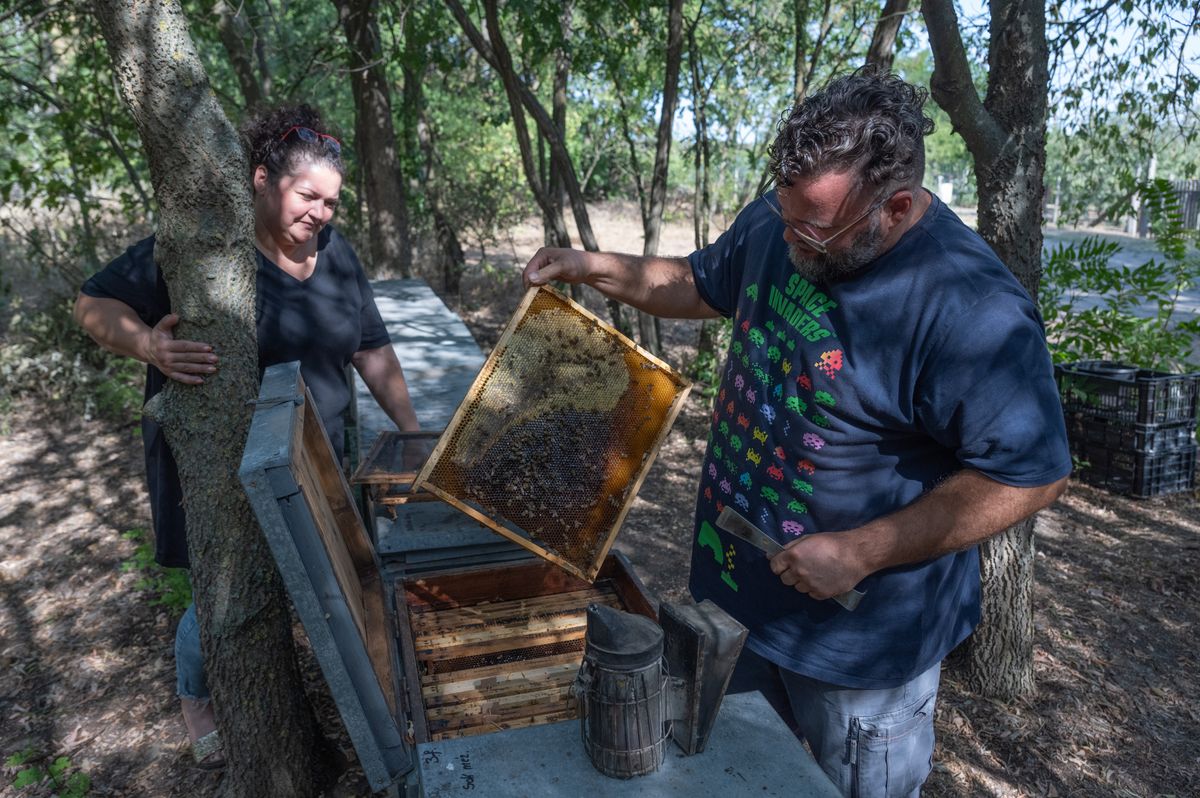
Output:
[769, 532, 867, 600]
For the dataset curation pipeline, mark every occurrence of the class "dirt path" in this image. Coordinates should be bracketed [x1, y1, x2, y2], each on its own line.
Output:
[0, 405, 222, 797]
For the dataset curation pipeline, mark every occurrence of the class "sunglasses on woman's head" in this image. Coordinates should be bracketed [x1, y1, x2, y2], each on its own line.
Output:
[279, 126, 342, 156]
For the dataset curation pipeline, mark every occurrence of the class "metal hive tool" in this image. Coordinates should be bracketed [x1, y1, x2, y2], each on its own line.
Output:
[414, 285, 692, 582]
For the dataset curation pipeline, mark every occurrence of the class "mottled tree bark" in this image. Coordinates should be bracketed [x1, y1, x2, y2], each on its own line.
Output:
[924, 0, 1050, 698]
[334, 0, 413, 277]
[92, 0, 328, 794]
[865, 0, 910, 71]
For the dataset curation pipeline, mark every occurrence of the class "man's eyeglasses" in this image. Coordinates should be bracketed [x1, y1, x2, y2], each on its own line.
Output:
[758, 180, 892, 255]
[280, 126, 342, 156]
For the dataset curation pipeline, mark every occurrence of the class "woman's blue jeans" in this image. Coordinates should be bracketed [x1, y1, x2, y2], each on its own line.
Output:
[174, 603, 211, 701]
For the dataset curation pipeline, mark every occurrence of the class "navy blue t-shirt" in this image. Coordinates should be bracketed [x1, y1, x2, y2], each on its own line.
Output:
[687, 194, 1071, 689]
[81, 225, 391, 568]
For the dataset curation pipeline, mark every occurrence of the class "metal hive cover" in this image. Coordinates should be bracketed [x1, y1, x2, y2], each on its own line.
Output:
[415, 285, 691, 582]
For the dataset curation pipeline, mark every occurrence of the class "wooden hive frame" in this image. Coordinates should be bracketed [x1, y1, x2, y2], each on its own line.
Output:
[414, 285, 692, 582]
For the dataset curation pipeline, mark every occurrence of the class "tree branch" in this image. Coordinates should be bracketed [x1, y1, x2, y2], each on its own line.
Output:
[806, 0, 834, 91]
[444, 0, 600, 251]
[865, 0, 910, 71]
[922, 0, 1006, 161]
[213, 0, 267, 111]
[610, 65, 649, 227]
[0, 66, 154, 219]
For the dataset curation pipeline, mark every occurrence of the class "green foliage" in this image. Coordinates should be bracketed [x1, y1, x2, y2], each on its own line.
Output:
[4, 749, 91, 797]
[1045, 123, 1197, 227]
[121, 528, 193, 616]
[1039, 0, 1198, 225]
[1040, 179, 1200, 370]
[687, 317, 732, 397]
[1048, 0, 1198, 160]
[0, 298, 144, 423]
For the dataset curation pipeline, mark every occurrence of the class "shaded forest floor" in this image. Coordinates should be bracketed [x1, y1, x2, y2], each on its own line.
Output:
[1, 395, 1197, 798]
[2, 203, 1198, 796]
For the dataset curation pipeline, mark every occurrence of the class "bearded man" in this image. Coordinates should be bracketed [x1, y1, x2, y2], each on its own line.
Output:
[522, 66, 1070, 797]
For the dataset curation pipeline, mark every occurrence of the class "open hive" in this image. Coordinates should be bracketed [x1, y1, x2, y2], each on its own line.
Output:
[396, 557, 655, 741]
[414, 285, 691, 582]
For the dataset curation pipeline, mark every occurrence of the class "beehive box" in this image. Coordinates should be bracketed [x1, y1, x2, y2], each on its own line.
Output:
[415, 285, 691, 582]
[240, 362, 656, 791]
[396, 556, 655, 742]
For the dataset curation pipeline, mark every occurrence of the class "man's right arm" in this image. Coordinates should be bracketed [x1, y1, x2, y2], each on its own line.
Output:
[73, 294, 218, 385]
[523, 248, 720, 320]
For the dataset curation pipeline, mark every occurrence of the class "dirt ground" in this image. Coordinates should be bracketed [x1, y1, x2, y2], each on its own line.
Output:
[2, 203, 1198, 797]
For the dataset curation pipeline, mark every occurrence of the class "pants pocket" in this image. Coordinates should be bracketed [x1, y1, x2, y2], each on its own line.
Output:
[850, 692, 936, 798]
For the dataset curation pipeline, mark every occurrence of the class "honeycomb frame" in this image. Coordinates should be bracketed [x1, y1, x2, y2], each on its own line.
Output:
[414, 285, 692, 582]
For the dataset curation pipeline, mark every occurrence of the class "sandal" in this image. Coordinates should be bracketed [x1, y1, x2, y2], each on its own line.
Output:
[192, 730, 225, 770]
[181, 697, 226, 770]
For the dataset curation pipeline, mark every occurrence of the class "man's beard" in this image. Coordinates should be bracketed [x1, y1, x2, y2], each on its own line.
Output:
[787, 214, 885, 283]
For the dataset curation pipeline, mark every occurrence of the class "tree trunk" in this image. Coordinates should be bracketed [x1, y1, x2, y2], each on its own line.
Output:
[334, 0, 413, 277]
[548, 6, 582, 301]
[92, 1, 329, 794]
[611, 67, 649, 225]
[686, 23, 722, 378]
[545, 0, 572, 251]
[686, 25, 711, 251]
[213, 0, 268, 112]
[636, 0, 685, 355]
[643, 0, 684, 259]
[924, 0, 1050, 699]
[865, 0, 910, 71]
[406, 53, 466, 296]
[444, 0, 630, 334]
[793, 0, 812, 101]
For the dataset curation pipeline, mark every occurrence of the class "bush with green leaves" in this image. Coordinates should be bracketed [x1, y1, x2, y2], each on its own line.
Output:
[0, 297, 143, 423]
[121, 527, 192, 616]
[4, 750, 90, 797]
[1039, 179, 1200, 371]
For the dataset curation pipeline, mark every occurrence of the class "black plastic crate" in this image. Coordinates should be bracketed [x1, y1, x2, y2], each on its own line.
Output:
[1056, 361, 1200, 425]
[1074, 443, 1197, 498]
[1065, 412, 1197, 455]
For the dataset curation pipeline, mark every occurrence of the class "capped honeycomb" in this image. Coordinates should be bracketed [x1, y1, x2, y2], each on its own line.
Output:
[414, 286, 691, 581]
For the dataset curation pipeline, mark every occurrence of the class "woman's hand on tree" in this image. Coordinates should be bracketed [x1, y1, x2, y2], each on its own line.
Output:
[145, 313, 218, 385]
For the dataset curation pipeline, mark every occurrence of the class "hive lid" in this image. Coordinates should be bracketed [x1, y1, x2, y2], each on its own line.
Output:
[414, 285, 692, 582]
[239, 361, 412, 791]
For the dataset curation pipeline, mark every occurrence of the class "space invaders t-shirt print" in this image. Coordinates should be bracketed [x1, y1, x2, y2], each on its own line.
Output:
[692, 258, 849, 599]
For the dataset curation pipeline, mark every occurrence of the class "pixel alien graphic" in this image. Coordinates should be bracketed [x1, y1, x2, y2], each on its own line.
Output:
[815, 349, 844, 379]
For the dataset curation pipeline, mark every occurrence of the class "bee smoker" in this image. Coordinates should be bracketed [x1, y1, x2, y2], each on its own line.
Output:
[572, 600, 747, 779]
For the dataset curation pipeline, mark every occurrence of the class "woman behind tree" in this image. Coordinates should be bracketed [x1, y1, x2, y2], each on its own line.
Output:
[73, 104, 420, 768]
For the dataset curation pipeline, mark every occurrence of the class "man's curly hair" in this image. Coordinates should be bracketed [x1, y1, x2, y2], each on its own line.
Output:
[768, 66, 934, 191]
[239, 103, 345, 183]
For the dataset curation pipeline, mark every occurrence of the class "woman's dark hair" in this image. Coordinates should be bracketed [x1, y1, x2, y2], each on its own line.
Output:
[768, 66, 934, 191]
[240, 103, 345, 183]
